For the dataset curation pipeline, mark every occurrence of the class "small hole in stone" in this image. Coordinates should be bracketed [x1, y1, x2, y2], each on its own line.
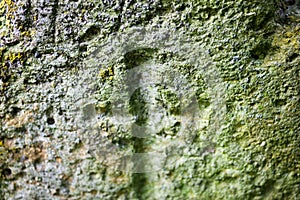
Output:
[47, 117, 55, 125]
[288, 53, 298, 61]
[58, 109, 63, 115]
[3, 168, 12, 176]
[17, 171, 26, 178]
[10, 106, 22, 117]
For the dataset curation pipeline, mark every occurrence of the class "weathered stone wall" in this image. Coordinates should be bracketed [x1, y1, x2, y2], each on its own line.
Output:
[0, 0, 299, 199]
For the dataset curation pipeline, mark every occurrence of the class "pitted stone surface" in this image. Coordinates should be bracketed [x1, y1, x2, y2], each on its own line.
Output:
[0, 0, 299, 199]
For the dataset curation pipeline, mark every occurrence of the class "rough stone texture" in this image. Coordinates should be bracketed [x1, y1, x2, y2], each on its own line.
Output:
[0, 0, 300, 199]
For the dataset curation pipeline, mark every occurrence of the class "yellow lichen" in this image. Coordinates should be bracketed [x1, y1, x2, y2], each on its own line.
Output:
[99, 66, 114, 80]
[2, 52, 24, 64]
[264, 25, 300, 66]
[0, 0, 34, 41]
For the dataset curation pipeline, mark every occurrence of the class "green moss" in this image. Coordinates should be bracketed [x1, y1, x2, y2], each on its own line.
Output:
[123, 48, 157, 69]
[1, 0, 299, 199]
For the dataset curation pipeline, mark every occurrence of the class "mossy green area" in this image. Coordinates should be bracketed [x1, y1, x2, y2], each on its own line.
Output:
[0, 0, 299, 199]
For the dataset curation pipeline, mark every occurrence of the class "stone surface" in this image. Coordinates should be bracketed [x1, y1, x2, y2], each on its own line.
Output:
[0, 0, 300, 199]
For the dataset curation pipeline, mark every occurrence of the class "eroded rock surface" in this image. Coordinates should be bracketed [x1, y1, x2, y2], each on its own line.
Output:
[0, 0, 299, 199]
